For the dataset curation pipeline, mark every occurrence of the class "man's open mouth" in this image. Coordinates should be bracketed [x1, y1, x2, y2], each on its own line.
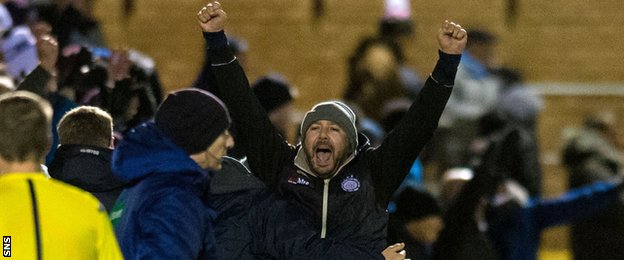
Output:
[315, 146, 333, 165]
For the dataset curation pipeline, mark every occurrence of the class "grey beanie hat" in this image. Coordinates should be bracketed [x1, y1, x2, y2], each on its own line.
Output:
[300, 101, 358, 153]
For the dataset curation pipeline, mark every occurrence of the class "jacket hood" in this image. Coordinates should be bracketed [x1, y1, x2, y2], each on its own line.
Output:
[210, 157, 265, 195]
[48, 144, 125, 192]
[112, 122, 206, 182]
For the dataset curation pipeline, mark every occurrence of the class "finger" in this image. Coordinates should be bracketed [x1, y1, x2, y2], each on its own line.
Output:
[443, 20, 450, 33]
[388, 242, 402, 248]
[197, 7, 210, 23]
[399, 250, 406, 256]
[205, 3, 214, 12]
[447, 22, 456, 34]
[197, 11, 209, 23]
[198, 12, 211, 23]
[457, 28, 467, 40]
[213, 1, 221, 9]
[215, 9, 226, 18]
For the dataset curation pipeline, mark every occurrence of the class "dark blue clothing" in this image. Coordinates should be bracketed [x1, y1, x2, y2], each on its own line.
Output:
[111, 122, 216, 260]
[49, 144, 125, 212]
[209, 157, 265, 259]
[210, 157, 388, 259]
[487, 180, 622, 260]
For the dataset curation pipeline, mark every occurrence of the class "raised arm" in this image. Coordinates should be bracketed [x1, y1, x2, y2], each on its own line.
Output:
[17, 34, 58, 97]
[533, 177, 623, 229]
[369, 21, 466, 204]
[197, 2, 292, 187]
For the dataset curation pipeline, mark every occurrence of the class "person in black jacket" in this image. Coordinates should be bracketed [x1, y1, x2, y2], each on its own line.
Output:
[211, 156, 407, 260]
[468, 109, 542, 197]
[48, 105, 125, 212]
[197, 2, 466, 257]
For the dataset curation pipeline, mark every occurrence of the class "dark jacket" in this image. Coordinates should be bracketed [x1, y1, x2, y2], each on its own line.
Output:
[205, 31, 457, 255]
[387, 216, 433, 260]
[471, 110, 542, 197]
[48, 144, 125, 212]
[486, 180, 622, 260]
[562, 127, 624, 260]
[432, 168, 499, 260]
[211, 157, 394, 259]
[111, 122, 216, 259]
[209, 157, 265, 260]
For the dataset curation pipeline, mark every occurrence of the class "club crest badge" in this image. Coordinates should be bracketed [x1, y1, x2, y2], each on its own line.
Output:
[341, 175, 360, 192]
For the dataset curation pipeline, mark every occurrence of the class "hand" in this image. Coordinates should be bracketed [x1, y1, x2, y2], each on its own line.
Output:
[382, 243, 407, 260]
[36, 35, 59, 75]
[437, 20, 467, 55]
[31, 22, 52, 40]
[197, 2, 227, 33]
[108, 49, 132, 81]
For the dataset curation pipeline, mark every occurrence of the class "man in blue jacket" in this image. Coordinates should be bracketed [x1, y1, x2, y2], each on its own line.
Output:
[111, 88, 234, 259]
[198, 1, 466, 257]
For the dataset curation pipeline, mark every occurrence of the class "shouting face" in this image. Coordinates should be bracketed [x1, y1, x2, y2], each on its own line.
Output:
[303, 120, 349, 178]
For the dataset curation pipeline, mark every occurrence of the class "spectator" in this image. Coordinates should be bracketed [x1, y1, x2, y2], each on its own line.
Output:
[562, 112, 624, 260]
[436, 129, 624, 260]
[388, 187, 443, 260]
[211, 156, 407, 259]
[493, 67, 543, 133]
[486, 177, 623, 260]
[48, 106, 125, 212]
[434, 29, 501, 172]
[252, 74, 296, 138]
[35, 0, 106, 48]
[468, 109, 542, 197]
[433, 167, 498, 260]
[111, 88, 234, 259]
[378, 0, 424, 97]
[0, 91, 122, 259]
[343, 36, 409, 122]
[17, 32, 78, 165]
[198, 1, 466, 256]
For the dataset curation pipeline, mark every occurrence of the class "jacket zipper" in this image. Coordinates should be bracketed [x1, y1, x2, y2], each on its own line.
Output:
[320, 178, 330, 238]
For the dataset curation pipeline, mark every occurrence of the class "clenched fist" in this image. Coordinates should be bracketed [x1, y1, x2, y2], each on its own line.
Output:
[437, 20, 467, 55]
[197, 1, 227, 33]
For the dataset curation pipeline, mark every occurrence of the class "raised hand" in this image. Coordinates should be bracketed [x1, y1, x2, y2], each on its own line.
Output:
[36, 34, 59, 75]
[197, 1, 227, 33]
[108, 49, 132, 82]
[437, 20, 467, 55]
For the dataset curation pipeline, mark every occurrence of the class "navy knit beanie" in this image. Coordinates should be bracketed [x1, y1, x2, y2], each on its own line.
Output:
[252, 76, 293, 113]
[300, 101, 358, 153]
[155, 88, 231, 155]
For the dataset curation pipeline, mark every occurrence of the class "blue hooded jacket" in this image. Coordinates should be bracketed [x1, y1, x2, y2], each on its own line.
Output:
[111, 122, 216, 260]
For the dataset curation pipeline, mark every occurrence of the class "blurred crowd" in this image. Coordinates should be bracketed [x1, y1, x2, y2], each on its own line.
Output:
[0, 0, 622, 260]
